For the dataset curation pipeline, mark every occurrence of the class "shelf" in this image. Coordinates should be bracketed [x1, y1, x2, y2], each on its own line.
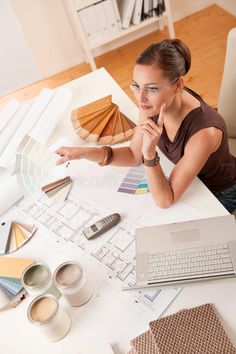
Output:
[64, 0, 175, 71]
[88, 13, 168, 50]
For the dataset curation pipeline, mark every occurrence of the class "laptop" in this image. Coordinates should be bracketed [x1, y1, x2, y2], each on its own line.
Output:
[133, 215, 236, 289]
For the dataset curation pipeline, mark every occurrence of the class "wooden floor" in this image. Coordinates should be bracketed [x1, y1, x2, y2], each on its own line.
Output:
[1, 4, 236, 110]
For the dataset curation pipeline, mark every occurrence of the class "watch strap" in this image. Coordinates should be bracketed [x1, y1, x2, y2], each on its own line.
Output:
[142, 151, 160, 167]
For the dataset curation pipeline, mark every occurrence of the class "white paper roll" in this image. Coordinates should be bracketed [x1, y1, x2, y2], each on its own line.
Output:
[0, 175, 23, 216]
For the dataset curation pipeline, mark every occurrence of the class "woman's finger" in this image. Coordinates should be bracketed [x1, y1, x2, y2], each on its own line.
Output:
[56, 155, 69, 165]
[158, 103, 166, 127]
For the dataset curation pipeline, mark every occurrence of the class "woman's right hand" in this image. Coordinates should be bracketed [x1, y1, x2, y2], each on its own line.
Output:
[55, 146, 82, 165]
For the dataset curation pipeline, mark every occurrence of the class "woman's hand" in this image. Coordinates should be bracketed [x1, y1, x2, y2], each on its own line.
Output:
[55, 146, 82, 165]
[140, 103, 165, 159]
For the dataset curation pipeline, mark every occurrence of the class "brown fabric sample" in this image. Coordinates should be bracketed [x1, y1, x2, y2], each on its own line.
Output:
[149, 303, 236, 354]
[130, 330, 159, 354]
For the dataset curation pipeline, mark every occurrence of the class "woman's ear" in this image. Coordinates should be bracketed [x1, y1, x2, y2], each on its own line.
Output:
[176, 76, 184, 90]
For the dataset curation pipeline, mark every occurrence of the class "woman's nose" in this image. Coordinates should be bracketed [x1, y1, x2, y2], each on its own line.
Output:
[137, 89, 148, 102]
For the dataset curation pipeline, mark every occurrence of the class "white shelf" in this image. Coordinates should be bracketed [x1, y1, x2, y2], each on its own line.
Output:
[88, 12, 168, 50]
[64, 0, 175, 71]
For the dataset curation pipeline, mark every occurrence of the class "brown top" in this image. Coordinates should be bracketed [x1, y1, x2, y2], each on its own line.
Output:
[158, 87, 236, 191]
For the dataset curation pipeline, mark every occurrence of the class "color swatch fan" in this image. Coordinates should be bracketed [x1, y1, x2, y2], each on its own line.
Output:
[15, 135, 68, 197]
[41, 176, 73, 203]
[0, 257, 34, 311]
[0, 220, 37, 255]
[71, 95, 136, 145]
[118, 165, 149, 195]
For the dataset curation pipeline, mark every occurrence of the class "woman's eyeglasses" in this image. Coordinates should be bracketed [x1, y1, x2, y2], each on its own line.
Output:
[129, 77, 179, 96]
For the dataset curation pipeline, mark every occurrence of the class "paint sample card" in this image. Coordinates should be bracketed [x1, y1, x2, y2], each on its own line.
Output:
[0, 257, 34, 311]
[117, 165, 149, 195]
[41, 176, 73, 203]
[14, 135, 68, 196]
[0, 220, 37, 255]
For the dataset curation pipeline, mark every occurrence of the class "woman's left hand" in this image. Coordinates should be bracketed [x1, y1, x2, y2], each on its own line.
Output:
[140, 103, 165, 159]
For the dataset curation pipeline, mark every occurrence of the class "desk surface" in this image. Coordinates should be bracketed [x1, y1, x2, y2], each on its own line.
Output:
[1, 68, 235, 354]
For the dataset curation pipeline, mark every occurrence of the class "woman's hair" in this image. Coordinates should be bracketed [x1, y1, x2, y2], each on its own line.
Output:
[136, 39, 191, 81]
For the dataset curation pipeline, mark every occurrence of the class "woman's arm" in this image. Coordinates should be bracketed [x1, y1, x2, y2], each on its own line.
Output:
[56, 118, 144, 166]
[145, 127, 222, 208]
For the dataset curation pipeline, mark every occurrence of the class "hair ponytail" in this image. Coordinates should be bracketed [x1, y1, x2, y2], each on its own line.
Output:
[136, 39, 191, 80]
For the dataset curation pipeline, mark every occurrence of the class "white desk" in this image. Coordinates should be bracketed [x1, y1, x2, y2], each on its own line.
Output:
[1, 68, 235, 354]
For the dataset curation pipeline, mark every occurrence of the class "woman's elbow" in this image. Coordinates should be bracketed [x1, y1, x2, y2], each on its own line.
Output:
[153, 195, 175, 209]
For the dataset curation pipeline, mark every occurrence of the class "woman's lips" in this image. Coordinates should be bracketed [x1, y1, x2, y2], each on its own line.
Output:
[140, 104, 152, 110]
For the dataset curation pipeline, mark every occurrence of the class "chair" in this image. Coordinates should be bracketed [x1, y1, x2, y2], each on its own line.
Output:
[218, 28, 236, 157]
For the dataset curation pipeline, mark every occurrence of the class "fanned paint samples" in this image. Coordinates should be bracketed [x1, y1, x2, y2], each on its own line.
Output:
[14, 135, 68, 196]
[41, 176, 73, 203]
[71, 95, 136, 145]
[117, 165, 149, 195]
[0, 257, 34, 311]
[0, 220, 37, 255]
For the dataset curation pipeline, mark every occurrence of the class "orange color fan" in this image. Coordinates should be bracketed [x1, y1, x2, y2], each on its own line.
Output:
[71, 95, 136, 145]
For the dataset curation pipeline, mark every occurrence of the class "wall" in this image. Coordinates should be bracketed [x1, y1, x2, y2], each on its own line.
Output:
[215, 0, 236, 16]
[0, 0, 42, 96]
[9, 0, 235, 78]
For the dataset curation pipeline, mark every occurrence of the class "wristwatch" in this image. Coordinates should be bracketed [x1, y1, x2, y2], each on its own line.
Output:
[142, 151, 160, 167]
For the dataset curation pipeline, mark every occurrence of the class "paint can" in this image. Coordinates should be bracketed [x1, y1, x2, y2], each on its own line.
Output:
[53, 261, 93, 306]
[21, 262, 60, 298]
[27, 293, 71, 341]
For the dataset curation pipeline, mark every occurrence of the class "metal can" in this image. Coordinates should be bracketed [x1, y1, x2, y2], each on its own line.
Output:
[21, 262, 60, 298]
[27, 293, 71, 341]
[53, 261, 93, 307]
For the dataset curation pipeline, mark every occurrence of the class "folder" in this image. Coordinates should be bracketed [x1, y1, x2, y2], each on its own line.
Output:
[132, 0, 143, 25]
[119, 0, 136, 29]
[93, 1, 111, 39]
[111, 0, 122, 31]
[102, 0, 120, 35]
[78, 5, 101, 43]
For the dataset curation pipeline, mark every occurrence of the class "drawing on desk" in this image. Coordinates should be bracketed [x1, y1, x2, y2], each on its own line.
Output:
[14, 135, 67, 197]
[17, 185, 181, 321]
[118, 165, 149, 194]
[0, 220, 37, 255]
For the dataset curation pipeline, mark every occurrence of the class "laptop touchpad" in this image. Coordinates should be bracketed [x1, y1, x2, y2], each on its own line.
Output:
[171, 229, 200, 243]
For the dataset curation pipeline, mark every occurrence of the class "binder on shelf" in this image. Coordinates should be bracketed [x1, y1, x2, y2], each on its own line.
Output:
[73, 0, 99, 11]
[111, 0, 122, 31]
[102, 0, 121, 35]
[78, 5, 101, 43]
[119, 0, 136, 29]
[132, 0, 143, 25]
[142, 0, 150, 20]
[93, 1, 111, 39]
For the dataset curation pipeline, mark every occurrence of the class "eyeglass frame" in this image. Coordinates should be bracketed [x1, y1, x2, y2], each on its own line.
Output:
[129, 76, 180, 96]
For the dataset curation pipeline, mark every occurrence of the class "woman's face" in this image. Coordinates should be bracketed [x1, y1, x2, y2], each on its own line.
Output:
[131, 64, 178, 117]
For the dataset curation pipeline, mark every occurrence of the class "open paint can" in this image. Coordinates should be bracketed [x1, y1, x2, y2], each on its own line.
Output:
[21, 262, 60, 298]
[53, 261, 93, 306]
[27, 293, 71, 341]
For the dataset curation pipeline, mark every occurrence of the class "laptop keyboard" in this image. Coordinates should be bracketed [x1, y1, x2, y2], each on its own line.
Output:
[147, 242, 234, 283]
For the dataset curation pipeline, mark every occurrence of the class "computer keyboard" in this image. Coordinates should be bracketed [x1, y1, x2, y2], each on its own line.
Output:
[147, 242, 235, 283]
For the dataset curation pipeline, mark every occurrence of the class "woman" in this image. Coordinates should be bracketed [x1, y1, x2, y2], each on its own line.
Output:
[56, 39, 236, 213]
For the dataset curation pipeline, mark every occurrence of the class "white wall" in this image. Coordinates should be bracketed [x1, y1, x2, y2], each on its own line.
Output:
[215, 0, 236, 16]
[10, 0, 82, 77]
[0, 0, 42, 96]
[9, 0, 235, 78]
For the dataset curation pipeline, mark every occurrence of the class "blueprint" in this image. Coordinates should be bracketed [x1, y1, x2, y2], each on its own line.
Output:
[1, 183, 181, 353]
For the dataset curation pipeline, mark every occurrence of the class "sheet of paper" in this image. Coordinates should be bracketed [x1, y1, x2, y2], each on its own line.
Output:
[0, 186, 181, 353]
